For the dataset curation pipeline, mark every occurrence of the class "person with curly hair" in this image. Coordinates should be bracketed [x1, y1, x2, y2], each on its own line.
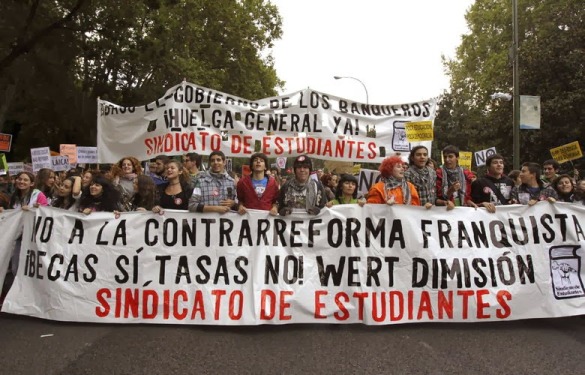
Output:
[78, 175, 121, 214]
[111, 156, 143, 211]
[367, 155, 420, 206]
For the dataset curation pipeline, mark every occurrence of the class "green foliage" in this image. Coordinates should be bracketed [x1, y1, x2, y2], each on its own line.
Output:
[436, 0, 585, 171]
[0, 0, 283, 160]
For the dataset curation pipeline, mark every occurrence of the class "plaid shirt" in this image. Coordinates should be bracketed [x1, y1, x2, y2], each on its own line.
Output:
[188, 171, 235, 210]
[404, 166, 436, 205]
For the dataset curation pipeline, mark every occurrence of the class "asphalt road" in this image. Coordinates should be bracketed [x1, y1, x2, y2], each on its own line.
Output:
[1, 313, 585, 375]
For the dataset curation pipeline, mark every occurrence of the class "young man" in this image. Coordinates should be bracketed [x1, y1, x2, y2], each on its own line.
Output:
[188, 151, 236, 214]
[510, 162, 549, 205]
[435, 145, 474, 209]
[236, 152, 279, 214]
[541, 159, 560, 187]
[471, 154, 514, 212]
[183, 152, 202, 187]
[404, 145, 436, 209]
[150, 155, 169, 186]
[276, 155, 327, 215]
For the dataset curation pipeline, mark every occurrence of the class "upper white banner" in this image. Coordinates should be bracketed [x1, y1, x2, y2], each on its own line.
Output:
[97, 82, 436, 163]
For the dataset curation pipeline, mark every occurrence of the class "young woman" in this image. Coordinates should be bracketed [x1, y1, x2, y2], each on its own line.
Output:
[9, 172, 48, 209]
[78, 176, 121, 214]
[34, 168, 56, 204]
[131, 175, 157, 211]
[81, 170, 96, 189]
[52, 176, 82, 211]
[367, 155, 420, 206]
[546, 174, 575, 203]
[327, 174, 365, 206]
[111, 157, 143, 211]
[6, 172, 48, 274]
[152, 160, 193, 213]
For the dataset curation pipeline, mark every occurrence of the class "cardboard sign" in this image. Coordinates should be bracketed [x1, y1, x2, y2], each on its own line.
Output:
[60, 144, 78, 164]
[459, 151, 473, 170]
[0, 133, 12, 152]
[474, 147, 497, 167]
[550, 141, 582, 164]
[30, 147, 52, 172]
[76, 147, 98, 164]
[7, 162, 24, 175]
[405, 121, 434, 142]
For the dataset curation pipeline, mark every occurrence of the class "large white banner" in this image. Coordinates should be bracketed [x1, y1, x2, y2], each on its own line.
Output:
[97, 82, 436, 163]
[2, 204, 585, 325]
[0, 210, 24, 288]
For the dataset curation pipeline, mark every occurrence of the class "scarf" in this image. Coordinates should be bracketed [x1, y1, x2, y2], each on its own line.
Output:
[288, 178, 318, 210]
[441, 166, 466, 201]
[383, 176, 411, 205]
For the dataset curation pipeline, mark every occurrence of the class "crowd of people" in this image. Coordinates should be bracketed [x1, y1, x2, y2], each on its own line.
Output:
[1, 146, 584, 303]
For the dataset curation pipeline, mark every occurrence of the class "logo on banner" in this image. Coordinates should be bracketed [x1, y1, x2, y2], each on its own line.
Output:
[549, 245, 585, 300]
[392, 121, 410, 152]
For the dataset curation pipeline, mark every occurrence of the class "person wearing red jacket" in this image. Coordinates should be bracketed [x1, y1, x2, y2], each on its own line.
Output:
[435, 145, 475, 210]
[237, 152, 279, 215]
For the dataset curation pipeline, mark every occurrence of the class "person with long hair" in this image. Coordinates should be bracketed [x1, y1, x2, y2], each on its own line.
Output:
[9, 172, 48, 210]
[153, 160, 193, 213]
[545, 174, 575, 203]
[34, 168, 56, 204]
[327, 174, 365, 206]
[78, 176, 121, 214]
[111, 156, 143, 211]
[367, 155, 420, 206]
[52, 176, 82, 211]
[404, 145, 436, 209]
[5, 172, 48, 274]
[132, 175, 157, 211]
[81, 170, 94, 189]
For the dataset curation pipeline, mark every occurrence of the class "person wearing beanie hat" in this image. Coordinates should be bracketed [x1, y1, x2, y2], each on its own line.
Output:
[276, 154, 327, 215]
[236, 153, 279, 214]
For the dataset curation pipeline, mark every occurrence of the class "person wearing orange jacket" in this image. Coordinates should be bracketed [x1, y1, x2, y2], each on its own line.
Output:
[367, 155, 420, 206]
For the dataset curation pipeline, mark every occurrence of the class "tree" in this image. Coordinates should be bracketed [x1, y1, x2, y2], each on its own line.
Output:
[0, 0, 283, 160]
[436, 0, 585, 171]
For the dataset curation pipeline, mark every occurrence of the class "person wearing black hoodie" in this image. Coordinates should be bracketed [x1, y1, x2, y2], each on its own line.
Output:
[471, 154, 515, 213]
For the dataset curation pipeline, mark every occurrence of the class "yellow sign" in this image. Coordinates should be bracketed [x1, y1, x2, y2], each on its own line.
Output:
[459, 151, 473, 170]
[550, 141, 582, 164]
[352, 164, 361, 175]
[405, 121, 433, 142]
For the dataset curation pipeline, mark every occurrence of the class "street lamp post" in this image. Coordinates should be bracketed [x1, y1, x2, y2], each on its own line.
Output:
[333, 76, 369, 104]
[512, 0, 520, 170]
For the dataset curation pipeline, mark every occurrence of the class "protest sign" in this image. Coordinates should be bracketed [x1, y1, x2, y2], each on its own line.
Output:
[357, 168, 382, 197]
[2, 204, 585, 325]
[97, 82, 437, 164]
[0, 210, 24, 288]
[51, 155, 71, 172]
[520, 95, 541, 130]
[77, 146, 98, 164]
[459, 151, 473, 170]
[0, 154, 7, 175]
[550, 141, 582, 164]
[30, 147, 52, 172]
[7, 162, 24, 175]
[60, 144, 78, 164]
[474, 147, 497, 167]
[405, 121, 433, 142]
[0, 133, 12, 152]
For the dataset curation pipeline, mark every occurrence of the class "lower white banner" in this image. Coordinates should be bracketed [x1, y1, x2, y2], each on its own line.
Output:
[2, 204, 585, 325]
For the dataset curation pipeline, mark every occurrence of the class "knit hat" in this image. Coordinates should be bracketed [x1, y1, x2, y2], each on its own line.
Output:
[293, 155, 312, 171]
